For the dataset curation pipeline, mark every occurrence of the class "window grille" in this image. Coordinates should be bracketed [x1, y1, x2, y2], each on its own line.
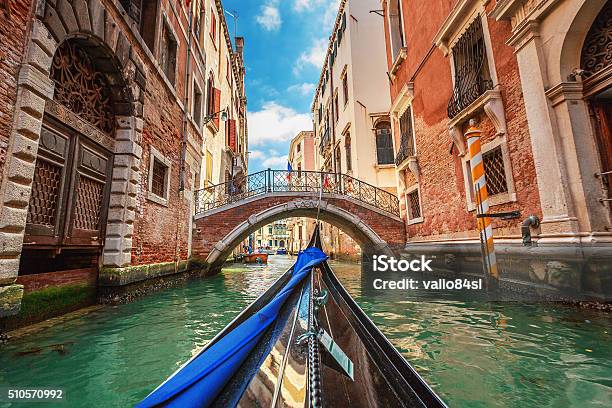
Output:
[395, 107, 414, 166]
[152, 158, 167, 198]
[74, 177, 104, 230]
[581, 1, 612, 76]
[407, 189, 421, 219]
[482, 147, 508, 196]
[27, 160, 62, 227]
[376, 123, 394, 165]
[447, 16, 493, 118]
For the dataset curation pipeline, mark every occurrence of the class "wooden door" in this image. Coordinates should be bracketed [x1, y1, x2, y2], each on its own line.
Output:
[592, 101, 612, 215]
[25, 119, 113, 250]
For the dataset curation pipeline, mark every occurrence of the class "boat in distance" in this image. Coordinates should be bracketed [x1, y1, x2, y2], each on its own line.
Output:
[138, 226, 447, 407]
[242, 252, 268, 264]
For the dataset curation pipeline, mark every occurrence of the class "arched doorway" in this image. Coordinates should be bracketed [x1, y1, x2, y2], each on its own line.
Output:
[582, 1, 612, 218]
[19, 39, 129, 274]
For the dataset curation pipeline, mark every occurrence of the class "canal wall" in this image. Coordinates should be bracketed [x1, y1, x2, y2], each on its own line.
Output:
[399, 241, 612, 301]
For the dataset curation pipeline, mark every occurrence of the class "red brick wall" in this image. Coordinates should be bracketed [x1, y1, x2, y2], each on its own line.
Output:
[17, 268, 97, 293]
[131, 71, 192, 265]
[384, 0, 542, 241]
[0, 1, 32, 178]
[192, 196, 406, 261]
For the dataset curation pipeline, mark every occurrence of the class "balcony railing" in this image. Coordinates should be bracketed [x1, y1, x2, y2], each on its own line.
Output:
[395, 137, 415, 167]
[194, 169, 400, 216]
[447, 78, 493, 118]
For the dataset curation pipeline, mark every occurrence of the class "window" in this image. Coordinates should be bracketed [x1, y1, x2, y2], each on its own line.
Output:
[464, 144, 513, 209]
[345, 133, 352, 171]
[388, 0, 405, 61]
[447, 16, 493, 118]
[334, 92, 339, 122]
[406, 188, 422, 221]
[152, 159, 167, 197]
[375, 122, 394, 165]
[268, 226, 273, 234]
[297, 164, 302, 177]
[139, 0, 159, 50]
[297, 142, 301, 153]
[205, 150, 213, 187]
[482, 147, 508, 196]
[206, 76, 214, 116]
[193, 82, 203, 126]
[160, 22, 177, 85]
[342, 73, 349, 106]
[298, 225, 303, 240]
[193, 0, 202, 39]
[210, 8, 217, 44]
[395, 107, 415, 166]
[334, 145, 342, 173]
[148, 146, 171, 206]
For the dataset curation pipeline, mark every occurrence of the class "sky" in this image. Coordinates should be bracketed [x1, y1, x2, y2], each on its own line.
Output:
[222, 0, 340, 172]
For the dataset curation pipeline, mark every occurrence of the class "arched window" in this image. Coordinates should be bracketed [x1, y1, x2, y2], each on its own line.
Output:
[375, 121, 394, 165]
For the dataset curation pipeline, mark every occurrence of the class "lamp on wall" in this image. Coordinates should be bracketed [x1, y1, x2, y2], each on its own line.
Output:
[203, 107, 228, 124]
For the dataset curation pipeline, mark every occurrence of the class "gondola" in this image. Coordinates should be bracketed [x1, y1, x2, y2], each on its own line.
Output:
[138, 225, 447, 408]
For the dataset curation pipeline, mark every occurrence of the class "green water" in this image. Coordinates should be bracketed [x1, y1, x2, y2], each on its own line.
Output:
[0, 256, 610, 407]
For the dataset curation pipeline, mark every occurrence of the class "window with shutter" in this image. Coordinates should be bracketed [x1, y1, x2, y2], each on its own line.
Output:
[213, 87, 221, 128]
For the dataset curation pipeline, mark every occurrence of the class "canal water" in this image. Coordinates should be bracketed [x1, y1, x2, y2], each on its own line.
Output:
[0, 256, 610, 407]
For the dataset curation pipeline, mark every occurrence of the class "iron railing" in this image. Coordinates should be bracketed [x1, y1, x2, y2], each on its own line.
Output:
[194, 169, 400, 216]
[395, 137, 415, 167]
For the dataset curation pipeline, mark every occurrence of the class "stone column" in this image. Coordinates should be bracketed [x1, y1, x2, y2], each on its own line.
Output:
[102, 116, 143, 267]
[0, 21, 57, 317]
[510, 23, 580, 237]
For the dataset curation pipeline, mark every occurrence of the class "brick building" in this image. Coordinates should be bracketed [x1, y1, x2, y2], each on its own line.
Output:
[382, 0, 611, 297]
[0, 0, 247, 318]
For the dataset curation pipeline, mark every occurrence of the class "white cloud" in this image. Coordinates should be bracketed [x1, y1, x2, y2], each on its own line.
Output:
[247, 102, 312, 146]
[249, 150, 265, 160]
[294, 38, 328, 74]
[288, 82, 316, 96]
[256, 1, 282, 31]
[262, 154, 289, 168]
[323, 0, 340, 29]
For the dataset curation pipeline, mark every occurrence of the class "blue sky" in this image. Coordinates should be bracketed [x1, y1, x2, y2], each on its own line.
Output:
[222, 0, 339, 171]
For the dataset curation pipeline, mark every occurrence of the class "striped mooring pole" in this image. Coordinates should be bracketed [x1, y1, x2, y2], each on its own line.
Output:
[465, 121, 499, 291]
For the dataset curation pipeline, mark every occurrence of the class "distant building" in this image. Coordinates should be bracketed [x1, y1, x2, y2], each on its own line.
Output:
[254, 221, 289, 251]
[311, 0, 396, 195]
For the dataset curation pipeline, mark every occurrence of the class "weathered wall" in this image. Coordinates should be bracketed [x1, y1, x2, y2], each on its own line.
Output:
[385, 0, 542, 242]
[0, 1, 31, 188]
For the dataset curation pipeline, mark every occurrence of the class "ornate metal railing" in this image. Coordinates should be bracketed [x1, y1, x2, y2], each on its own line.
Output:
[395, 136, 415, 167]
[194, 169, 400, 216]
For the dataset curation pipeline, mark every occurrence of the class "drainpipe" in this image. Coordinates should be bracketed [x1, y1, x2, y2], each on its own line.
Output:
[521, 215, 540, 246]
[179, 3, 195, 192]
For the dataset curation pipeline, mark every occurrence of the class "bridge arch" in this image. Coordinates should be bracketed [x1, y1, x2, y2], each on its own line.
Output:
[191, 194, 406, 274]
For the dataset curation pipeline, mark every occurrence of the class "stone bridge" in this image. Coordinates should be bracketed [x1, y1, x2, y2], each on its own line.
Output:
[191, 170, 406, 274]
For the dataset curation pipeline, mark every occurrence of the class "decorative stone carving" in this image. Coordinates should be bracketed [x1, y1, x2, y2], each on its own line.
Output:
[449, 125, 466, 156]
[407, 156, 420, 180]
[483, 93, 507, 136]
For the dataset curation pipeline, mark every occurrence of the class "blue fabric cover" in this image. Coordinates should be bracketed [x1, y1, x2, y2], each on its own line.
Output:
[137, 247, 328, 408]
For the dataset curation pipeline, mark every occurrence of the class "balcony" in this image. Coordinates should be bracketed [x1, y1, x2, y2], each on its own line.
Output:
[395, 137, 414, 168]
[448, 78, 493, 119]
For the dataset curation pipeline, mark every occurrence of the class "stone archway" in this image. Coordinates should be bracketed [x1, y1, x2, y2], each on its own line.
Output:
[192, 196, 405, 274]
[0, 0, 146, 315]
